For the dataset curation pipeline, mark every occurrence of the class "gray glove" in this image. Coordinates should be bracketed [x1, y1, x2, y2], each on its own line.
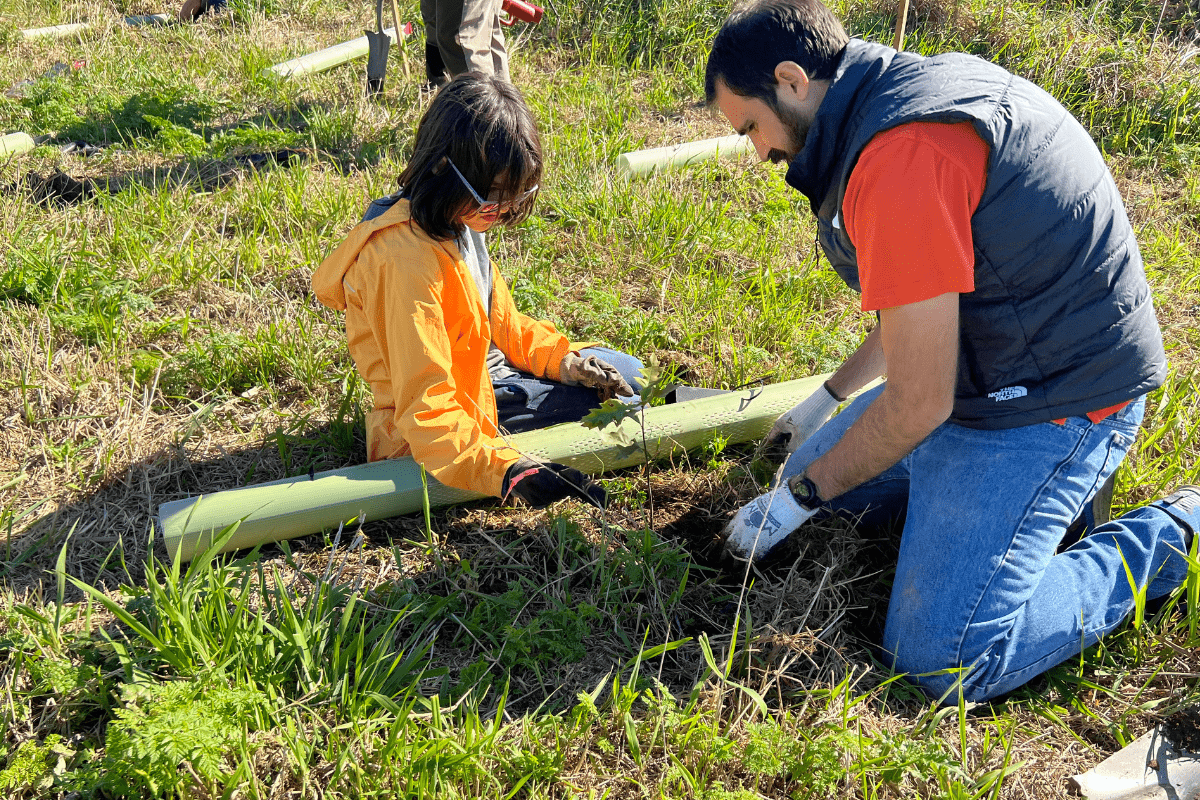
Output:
[560, 352, 634, 402]
[761, 382, 841, 465]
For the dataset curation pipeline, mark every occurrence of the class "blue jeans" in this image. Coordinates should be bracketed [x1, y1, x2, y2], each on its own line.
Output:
[493, 347, 644, 434]
[781, 383, 1194, 703]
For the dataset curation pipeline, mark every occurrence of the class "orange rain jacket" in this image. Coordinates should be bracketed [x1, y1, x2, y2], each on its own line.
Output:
[312, 199, 588, 496]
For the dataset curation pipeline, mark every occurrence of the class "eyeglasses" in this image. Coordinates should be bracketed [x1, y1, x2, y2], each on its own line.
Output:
[445, 157, 538, 216]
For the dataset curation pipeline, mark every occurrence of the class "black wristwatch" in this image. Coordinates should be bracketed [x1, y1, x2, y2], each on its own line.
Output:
[786, 472, 824, 511]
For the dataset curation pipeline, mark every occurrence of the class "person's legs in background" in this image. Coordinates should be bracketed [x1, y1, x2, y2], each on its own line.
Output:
[487, 8, 510, 81]
[428, 0, 508, 79]
[420, 0, 449, 87]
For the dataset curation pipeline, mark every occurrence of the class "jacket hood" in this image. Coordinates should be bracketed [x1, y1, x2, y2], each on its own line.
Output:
[313, 198, 424, 311]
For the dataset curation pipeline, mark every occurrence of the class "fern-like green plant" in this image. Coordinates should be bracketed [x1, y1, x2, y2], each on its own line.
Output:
[0, 735, 77, 797]
[102, 680, 267, 798]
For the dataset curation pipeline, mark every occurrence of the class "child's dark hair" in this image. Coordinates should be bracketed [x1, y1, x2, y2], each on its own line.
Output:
[398, 73, 543, 241]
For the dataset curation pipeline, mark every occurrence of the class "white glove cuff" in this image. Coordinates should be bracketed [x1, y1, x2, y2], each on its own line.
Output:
[780, 382, 840, 429]
[814, 381, 842, 413]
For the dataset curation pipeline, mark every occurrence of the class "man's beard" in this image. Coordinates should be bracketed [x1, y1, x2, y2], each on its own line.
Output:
[767, 102, 810, 164]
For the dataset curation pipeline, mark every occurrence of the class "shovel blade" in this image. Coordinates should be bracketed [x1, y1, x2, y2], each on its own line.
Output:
[365, 29, 390, 95]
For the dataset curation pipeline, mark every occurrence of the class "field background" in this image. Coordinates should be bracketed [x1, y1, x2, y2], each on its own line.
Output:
[1, 0, 1199, 796]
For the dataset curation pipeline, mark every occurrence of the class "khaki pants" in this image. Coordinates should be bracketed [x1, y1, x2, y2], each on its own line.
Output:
[421, 0, 510, 81]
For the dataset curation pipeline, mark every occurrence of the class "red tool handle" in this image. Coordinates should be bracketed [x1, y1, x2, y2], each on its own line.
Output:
[500, 0, 543, 25]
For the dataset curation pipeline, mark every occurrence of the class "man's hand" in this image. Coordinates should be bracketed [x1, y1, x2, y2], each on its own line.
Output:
[761, 382, 841, 465]
[560, 353, 634, 402]
[502, 456, 607, 509]
[722, 485, 817, 561]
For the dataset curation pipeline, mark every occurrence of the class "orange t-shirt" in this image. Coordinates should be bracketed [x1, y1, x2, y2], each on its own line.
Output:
[843, 120, 987, 312]
[844, 120, 1126, 424]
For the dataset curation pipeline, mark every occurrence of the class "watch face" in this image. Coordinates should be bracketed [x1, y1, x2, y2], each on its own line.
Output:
[788, 474, 817, 504]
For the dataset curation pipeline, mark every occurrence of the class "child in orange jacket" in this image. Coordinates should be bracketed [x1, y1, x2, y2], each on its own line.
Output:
[313, 73, 642, 508]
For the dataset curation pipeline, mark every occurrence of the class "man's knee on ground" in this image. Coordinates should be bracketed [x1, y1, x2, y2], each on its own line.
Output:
[884, 614, 1001, 705]
[886, 647, 995, 705]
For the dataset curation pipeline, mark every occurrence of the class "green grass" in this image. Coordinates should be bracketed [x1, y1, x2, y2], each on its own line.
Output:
[1, 0, 1199, 796]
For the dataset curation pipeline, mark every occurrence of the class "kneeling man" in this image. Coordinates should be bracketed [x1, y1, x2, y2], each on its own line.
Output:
[709, 0, 1197, 703]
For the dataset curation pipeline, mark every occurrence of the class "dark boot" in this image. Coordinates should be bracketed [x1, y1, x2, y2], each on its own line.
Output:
[1156, 486, 1199, 551]
[424, 44, 448, 88]
[1145, 486, 1198, 619]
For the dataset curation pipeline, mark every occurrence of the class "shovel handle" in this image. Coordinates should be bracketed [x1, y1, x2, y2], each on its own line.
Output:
[499, 0, 543, 25]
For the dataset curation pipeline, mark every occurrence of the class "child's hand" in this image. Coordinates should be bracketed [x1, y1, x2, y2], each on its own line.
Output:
[560, 353, 635, 402]
[502, 456, 607, 509]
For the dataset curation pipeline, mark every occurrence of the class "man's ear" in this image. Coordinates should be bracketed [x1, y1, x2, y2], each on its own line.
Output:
[773, 61, 811, 99]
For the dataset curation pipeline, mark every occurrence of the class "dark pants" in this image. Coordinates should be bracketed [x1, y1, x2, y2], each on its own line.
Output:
[494, 347, 643, 434]
[421, 0, 509, 81]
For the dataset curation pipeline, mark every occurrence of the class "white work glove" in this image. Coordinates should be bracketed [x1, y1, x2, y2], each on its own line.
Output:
[722, 484, 817, 561]
[560, 352, 634, 402]
[761, 382, 841, 465]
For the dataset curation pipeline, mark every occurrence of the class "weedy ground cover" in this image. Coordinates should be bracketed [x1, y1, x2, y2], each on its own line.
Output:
[1, 0, 1198, 796]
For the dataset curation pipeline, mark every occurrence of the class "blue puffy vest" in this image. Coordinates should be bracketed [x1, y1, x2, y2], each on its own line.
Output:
[785, 39, 1166, 428]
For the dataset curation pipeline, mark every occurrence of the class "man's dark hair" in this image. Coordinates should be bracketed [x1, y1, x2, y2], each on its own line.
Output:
[398, 73, 543, 241]
[705, 0, 849, 107]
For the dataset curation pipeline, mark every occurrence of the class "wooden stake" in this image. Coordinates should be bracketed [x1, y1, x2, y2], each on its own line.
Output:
[892, 0, 911, 51]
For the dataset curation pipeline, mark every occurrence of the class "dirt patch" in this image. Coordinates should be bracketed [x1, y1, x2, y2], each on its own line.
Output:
[1163, 705, 1200, 752]
[1, 149, 314, 207]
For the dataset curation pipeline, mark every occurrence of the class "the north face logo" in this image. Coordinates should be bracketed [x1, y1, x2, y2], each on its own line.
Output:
[988, 386, 1028, 402]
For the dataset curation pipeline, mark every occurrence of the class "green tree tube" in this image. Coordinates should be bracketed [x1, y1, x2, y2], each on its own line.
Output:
[615, 134, 753, 177]
[265, 27, 407, 79]
[20, 22, 93, 39]
[160, 374, 830, 562]
[124, 14, 174, 26]
[0, 133, 36, 157]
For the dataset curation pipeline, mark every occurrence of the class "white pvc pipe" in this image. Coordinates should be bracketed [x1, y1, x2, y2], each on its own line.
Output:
[616, 134, 754, 177]
[265, 27, 407, 79]
[20, 22, 93, 39]
[0, 133, 36, 157]
[20, 14, 173, 39]
[123, 14, 174, 27]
